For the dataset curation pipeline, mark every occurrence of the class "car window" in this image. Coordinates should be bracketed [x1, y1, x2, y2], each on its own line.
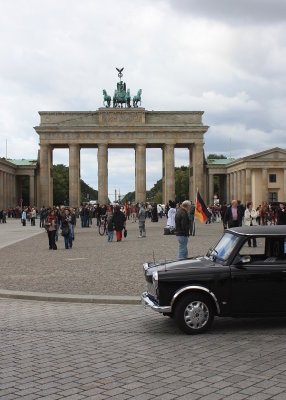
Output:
[240, 238, 265, 256]
[239, 237, 286, 263]
[213, 232, 240, 261]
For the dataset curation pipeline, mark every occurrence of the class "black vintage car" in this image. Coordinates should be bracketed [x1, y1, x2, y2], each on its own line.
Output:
[141, 226, 286, 334]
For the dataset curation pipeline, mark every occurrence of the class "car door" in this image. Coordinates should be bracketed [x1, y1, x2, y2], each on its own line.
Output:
[230, 237, 286, 315]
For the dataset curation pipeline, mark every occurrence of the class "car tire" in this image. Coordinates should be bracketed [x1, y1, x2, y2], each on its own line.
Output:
[174, 293, 214, 334]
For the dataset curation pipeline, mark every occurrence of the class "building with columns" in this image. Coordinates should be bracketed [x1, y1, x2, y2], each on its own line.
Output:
[207, 148, 286, 207]
[1, 109, 286, 211]
[0, 158, 38, 210]
[34, 108, 208, 208]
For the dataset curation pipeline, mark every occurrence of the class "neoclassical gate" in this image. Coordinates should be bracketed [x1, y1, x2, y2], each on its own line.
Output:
[34, 107, 208, 207]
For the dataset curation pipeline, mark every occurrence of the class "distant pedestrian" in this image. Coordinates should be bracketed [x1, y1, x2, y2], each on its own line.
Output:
[45, 209, 58, 250]
[175, 200, 191, 259]
[61, 209, 73, 249]
[151, 203, 158, 222]
[244, 202, 258, 247]
[224, 200, 243, 228]
[107, 215, 114, 242]
[113, 205, 126, 242]
[21, 209, 27, 226]
[138, 203, 146, 238]
[166, 200, 176, 234]
[277, 203, 286, 225]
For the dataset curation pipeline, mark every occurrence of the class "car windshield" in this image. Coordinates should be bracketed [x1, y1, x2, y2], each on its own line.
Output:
[210, 232, 240, 262]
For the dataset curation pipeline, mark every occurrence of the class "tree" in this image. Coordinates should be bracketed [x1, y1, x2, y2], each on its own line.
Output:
[207, 154, 227, 160]
[52, 164, 98, 206]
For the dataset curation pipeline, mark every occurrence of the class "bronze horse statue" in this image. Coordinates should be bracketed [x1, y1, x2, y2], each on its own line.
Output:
[133, 89, 142, 107]
[103, 89, 111, 108]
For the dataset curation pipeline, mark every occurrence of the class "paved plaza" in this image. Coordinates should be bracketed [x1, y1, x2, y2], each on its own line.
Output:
[0, 217, 222, 296]
[2, 218, 286, 399]
[1, 299, 286, 400]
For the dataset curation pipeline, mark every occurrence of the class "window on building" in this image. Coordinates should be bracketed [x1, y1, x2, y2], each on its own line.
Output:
[269, 174, 276, 183]
[269, 192, 278, 203]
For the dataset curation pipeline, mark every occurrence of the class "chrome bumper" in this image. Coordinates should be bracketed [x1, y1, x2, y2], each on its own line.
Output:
[141, 292, 172, 313]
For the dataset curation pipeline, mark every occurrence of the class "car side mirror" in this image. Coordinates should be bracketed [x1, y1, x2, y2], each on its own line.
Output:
[241, 255, 251, 264]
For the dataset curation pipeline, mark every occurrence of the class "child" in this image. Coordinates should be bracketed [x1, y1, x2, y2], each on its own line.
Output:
[107, 215, 114, 242]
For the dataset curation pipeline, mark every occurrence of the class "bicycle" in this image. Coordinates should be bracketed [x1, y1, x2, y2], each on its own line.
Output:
[98, 217, 107, 236]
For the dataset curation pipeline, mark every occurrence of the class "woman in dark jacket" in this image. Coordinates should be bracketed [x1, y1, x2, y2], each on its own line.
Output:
[113, 205, 126, 242]
[151, 203, 158, 222]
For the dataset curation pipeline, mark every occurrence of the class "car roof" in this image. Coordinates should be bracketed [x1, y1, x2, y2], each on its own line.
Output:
[226, 225, 286, 237]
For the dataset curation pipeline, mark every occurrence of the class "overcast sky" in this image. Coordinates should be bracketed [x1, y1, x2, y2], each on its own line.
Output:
[0, 0, 285, 199]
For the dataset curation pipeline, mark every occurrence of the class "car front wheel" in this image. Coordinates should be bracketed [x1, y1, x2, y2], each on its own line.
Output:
[175, 293, 214, 334]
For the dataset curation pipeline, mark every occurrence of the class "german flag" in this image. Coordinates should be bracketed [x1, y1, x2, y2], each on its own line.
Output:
[195, 191, 211, 224]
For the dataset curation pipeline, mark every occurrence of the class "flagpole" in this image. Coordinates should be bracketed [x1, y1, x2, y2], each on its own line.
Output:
[192, 187, 198, 236]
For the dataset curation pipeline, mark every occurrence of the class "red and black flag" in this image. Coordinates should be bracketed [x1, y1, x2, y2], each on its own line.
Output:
[195, 191, 211, 224]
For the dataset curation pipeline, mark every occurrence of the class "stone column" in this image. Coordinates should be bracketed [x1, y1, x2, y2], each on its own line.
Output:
[135, 144, 146, 203]
[237, 170, 241, 201]
[226, 174, 230, 203]
[39, 144, 52, 207]
[230, 173, 234, 201]
[98, 144, 108, 204]
[233, 172, 237, 200]
[261, 168, 268, 203]
[29, 174, 35, 207]
[193, 143, 205, 199]
[188, 145, 193, 202]
[241, 169, 246, 205]
[69, 144, 81, 207]
[163, 144, 175, 202]
[0, 171, 3, 209]
[245, 168, 251, 203]
[208, 173, 214, 204]
[162, 147, 166, 204]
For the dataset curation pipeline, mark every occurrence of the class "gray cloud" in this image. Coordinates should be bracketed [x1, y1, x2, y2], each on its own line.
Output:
[0, 0, 285, 200]
[168, 0, 286, 25]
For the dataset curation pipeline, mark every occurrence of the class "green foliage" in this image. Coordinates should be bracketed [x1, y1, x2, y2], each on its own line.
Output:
[81, 180, 98, 203]
[207, 153, 227, 160]
[121, 166, 189, 204]
[52, 164, 98, 206]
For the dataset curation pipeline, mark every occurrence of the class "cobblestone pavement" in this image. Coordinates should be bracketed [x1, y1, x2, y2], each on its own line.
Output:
[0, 218, 222, 296]
[1, 298, 286, 400]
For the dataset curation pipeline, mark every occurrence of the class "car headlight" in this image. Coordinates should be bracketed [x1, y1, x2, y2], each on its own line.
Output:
[152, 271, 159, 297]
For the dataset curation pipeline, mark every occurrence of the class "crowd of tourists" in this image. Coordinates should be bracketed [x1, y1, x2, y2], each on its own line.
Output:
[1, 198, 285, 259]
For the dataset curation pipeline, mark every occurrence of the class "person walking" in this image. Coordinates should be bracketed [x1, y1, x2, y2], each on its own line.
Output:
[277, 203, 286, 225]
[113, 205, 126, 242]
[138, 202, 146, 238]
[244, 202, 258, 247]
[61, 209, 73, 249]
[224, 200, 243, 228]
[166, 200, 176, 234]
[107, 215, 114, 242]
[21, 208, 27, 226]
[175, 200, 191, 259]
[45, 209, 58, 250]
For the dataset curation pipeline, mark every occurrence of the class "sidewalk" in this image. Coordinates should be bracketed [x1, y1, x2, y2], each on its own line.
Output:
[0, 218, 44, 249]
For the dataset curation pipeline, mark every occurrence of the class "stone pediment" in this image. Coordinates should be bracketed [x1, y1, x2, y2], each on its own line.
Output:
[245, 147, 286, 161]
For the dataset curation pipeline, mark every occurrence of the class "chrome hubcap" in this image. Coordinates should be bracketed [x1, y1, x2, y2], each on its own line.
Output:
[184, 301, 209, 329]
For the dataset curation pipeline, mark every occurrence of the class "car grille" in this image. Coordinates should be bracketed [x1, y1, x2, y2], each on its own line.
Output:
[147, 281, 157, 298]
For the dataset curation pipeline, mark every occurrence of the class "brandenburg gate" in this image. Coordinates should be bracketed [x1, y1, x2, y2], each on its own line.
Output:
[34, 70, 208, 207]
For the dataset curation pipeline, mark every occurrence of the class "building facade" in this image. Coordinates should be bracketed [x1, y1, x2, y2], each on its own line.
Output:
[207, 148, 286, 206]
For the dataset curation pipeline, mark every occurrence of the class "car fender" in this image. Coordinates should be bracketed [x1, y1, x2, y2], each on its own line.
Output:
[170, 285, 221, 315]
